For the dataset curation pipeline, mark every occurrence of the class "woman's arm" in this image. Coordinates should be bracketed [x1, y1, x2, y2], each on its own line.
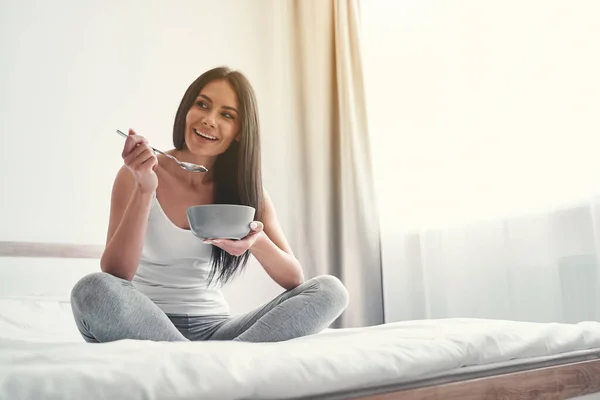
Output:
[100, 167, 154, 280]
[249, 191, 305, 290]
[203, 191, 305, 290]
[100, 130, 158, 281]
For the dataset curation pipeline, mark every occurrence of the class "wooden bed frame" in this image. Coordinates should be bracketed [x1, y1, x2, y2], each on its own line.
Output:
[2, 240, 600, 400]
[334, 353, 600, 400]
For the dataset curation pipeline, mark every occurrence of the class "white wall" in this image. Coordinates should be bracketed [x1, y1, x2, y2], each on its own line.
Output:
[0, 0, 292, 314]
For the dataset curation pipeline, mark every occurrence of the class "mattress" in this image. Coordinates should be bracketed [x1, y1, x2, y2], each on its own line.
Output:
[3, 296, 600, 400]
[0, 296, 83, 343]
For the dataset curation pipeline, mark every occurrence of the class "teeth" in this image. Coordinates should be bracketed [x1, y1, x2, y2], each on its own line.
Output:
[194, 129, 217, 140]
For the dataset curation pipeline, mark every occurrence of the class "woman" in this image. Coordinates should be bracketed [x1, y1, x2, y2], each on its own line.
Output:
[70, 66, 349, 343]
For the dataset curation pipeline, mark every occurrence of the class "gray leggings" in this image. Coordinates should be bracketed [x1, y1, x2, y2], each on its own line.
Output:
[70, 272, 349, 343]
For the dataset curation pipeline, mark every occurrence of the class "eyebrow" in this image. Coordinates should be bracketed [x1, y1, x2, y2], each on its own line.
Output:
[198, 94, 239, 114]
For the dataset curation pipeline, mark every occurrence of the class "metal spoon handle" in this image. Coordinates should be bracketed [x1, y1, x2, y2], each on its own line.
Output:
[116, 129, 163, 155]
[148, 146, 168, 157]
[115, 129, 208, 173]
[115, 129, 129, 139]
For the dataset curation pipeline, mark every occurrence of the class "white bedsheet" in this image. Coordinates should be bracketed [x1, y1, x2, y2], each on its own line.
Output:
[0, 296, 83, 343]
[3, 297, 600, 399]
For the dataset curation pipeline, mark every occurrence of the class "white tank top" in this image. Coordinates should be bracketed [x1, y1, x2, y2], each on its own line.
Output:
[131, 193, 230, 316]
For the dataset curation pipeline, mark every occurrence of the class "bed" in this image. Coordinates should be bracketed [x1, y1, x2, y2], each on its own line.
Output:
[2, 241, 600, 400]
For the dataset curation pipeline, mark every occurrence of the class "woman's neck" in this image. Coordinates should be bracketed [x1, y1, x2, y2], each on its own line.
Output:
[165, 149, 216, 187]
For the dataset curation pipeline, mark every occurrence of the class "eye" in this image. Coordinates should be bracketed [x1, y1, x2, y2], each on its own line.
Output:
[221, 112, 234, 120]
[196, 101, 208, 109]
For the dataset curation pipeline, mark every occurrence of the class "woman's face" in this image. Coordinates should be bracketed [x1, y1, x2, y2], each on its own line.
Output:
[184, 79, 240, 157]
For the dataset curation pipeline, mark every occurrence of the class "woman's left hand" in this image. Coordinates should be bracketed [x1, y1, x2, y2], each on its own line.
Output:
[203, 221, 264, 256]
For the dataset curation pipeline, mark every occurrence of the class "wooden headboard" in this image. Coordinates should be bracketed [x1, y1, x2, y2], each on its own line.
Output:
[0, 241, 104, 259]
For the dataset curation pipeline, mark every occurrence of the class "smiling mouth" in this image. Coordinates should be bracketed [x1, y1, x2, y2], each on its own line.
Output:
[193, 128, 218, 141]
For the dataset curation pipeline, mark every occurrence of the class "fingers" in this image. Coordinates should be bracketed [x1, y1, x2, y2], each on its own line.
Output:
[124, 143, 150, 165]
[204, 222, 263, 243]
[203, 221, 264, 256]
[242, 221, 264, 240]
[124, 144, 157, 170]
[249, 221, 264, 232]
[131, 148, 157, 170]
[122, 129, 149, 158]
[206, 240, 247, 257]
[146, 154, 159, 170]
[122, 137, 146, 158]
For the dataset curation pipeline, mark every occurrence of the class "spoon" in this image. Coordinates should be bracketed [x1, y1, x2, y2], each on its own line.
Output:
[116, 130, 208, 173]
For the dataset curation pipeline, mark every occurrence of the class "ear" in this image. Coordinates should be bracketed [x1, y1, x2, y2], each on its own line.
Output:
[235, 134, 241, 142]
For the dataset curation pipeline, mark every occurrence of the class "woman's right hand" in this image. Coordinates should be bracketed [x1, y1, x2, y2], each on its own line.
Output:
[122, 128, 158, 193]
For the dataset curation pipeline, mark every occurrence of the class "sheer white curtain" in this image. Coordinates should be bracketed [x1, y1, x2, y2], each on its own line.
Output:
[272, 0, 383, 328]
[360, 0, 600, 323]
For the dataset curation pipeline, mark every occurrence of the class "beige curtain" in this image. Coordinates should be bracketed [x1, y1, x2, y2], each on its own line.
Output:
[282, 0, 383, 328]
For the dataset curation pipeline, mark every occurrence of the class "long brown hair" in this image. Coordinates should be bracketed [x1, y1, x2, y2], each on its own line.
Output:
[172, 66, 264, 284]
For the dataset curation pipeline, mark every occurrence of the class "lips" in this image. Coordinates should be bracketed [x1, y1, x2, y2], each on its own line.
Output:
[193, 128, 218, 141]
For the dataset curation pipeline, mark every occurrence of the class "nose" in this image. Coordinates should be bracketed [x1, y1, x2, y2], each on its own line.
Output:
[202, 115, 216, 128]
